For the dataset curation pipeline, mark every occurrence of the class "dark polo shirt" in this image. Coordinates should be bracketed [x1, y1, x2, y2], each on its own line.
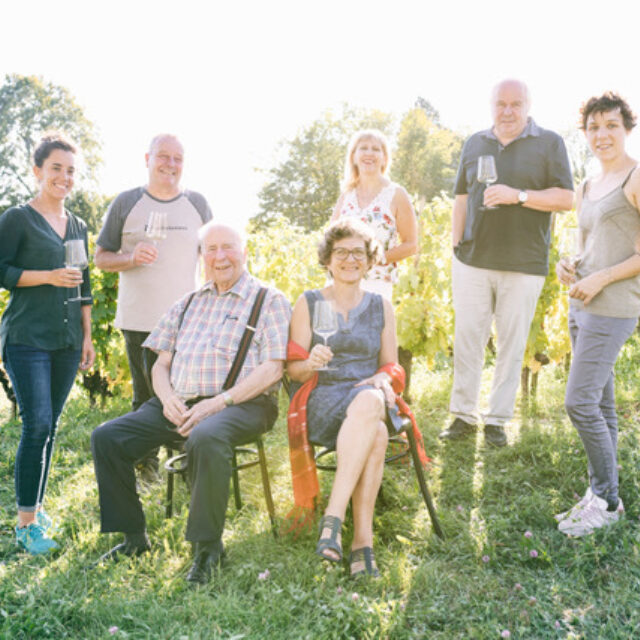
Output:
[453, 118, 573, 276]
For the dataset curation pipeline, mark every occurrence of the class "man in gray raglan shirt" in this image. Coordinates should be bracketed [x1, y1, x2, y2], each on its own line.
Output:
[96, 134, 212, 474]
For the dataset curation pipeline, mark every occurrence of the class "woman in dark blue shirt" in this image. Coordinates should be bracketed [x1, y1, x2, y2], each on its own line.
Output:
[0, 132, 95, 555]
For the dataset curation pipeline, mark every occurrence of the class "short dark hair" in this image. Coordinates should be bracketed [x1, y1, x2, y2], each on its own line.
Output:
[580, 92, 637, 131]
[317, 218, 383, 273]
[33, 131, 77, 167]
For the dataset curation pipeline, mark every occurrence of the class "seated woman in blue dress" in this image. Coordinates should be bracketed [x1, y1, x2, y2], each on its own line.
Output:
[287, 218, 402, 577]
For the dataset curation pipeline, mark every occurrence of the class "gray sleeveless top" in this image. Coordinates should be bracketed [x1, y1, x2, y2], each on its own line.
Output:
[572, 168, 640, 318]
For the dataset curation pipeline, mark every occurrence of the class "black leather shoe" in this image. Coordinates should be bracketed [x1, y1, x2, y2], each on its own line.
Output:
[484, 424, 507, 447]
[186, 542, 225, 587]
[94, 540, 150, 565]
[439, 418, 477, 440]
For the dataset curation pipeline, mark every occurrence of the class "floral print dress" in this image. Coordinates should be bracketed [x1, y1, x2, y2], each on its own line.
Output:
[337, 183, 399, 284]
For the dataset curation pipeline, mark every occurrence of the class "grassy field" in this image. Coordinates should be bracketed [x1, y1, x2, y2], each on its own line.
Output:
[2, 338, 640, 639]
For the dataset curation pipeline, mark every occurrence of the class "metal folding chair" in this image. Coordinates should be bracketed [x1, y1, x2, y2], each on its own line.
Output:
[164, 434, 277, 537]
[314, 416, 444, 539]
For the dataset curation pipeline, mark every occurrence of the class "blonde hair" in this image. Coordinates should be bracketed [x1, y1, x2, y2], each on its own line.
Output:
[341, 129, 391, 193]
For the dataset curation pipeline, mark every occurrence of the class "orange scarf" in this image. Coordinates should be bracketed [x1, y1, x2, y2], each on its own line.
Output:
[284, 342, 429, 533]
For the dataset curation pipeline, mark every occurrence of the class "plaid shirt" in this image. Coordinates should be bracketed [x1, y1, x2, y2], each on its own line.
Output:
[143, 271, 291, 401]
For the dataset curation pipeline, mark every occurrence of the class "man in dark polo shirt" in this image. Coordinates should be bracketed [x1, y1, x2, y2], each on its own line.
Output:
[440, 79, 574, 446]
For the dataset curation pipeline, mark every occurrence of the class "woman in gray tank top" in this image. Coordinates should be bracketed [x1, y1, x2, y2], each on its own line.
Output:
[555, 93, 640, 537]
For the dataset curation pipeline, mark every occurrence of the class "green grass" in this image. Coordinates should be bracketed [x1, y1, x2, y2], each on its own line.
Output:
[2, 347, 640, 639]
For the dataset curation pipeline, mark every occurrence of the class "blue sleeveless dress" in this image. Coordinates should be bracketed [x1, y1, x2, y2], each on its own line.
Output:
[304, 289, 384, 447]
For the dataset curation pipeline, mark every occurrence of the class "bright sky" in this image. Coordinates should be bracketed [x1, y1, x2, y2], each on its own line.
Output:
[2, 0, 639, 226]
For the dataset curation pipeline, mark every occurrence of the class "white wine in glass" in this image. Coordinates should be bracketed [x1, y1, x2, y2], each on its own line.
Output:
[145, 211, 167, 244]
[477, 155, 498, 210]
[312, 300, 338, 371]
[64, 239, 88, 302]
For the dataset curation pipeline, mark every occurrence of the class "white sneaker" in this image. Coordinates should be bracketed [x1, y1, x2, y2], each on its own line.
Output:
[554, 487, 593, 522]
[558, 494, 624, 537]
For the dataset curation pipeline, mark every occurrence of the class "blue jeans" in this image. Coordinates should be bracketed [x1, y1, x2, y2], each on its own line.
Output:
[565, 308, 637, 507]
[4, 343, 80, 511]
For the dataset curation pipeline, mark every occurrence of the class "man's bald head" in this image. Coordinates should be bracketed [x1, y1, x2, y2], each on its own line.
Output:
[199, 223, 248, 293]
[491, 79, 531, 143]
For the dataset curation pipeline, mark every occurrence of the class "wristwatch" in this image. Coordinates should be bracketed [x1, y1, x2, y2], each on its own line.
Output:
[222, 391, 234, 407]
[518, 190, 529, 204]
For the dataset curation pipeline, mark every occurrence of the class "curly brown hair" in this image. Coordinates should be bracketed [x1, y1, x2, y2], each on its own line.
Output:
[318, 218, 384, 275]
[580, 92, 637, 131]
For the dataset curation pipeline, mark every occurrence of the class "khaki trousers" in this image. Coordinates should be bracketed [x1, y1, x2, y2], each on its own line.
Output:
[449, 256, 544, 426]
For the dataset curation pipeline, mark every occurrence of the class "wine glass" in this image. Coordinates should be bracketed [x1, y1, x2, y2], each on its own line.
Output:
[145, 211, 167, 245]
[64, 239, 88, 302]
[477, 155, 498, 210]
[562, 227, 582, 268]
[312, 300, 338, 371]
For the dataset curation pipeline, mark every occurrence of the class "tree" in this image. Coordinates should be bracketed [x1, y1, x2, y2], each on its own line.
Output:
[0, 74, 102, 208]
[0, 75, 113, 403]
[390, 106, 463, 202]
[254, 99, 463, 233]
[414, 96, 441, 124]
[253, 105, 394, 231]
[66, 191, 112, 235]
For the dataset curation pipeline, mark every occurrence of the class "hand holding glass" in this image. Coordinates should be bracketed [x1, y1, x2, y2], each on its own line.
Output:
[64, 239, 88, 302]
[312, 300, 338, 371]
[477, 155, 498, 210]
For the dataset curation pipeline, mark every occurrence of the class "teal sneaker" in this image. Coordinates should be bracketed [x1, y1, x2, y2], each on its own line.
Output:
[36, 510, 54, 532]
[16, 523, 58, 555]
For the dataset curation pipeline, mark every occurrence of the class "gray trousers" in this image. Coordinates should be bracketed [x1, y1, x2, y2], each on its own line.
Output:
[91, 395, 277, 542]
[565, 307, 637, 506]
[450, 256, 545, 426]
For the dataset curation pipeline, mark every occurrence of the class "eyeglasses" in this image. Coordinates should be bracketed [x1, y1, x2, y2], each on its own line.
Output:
[332, 247, 367, 261]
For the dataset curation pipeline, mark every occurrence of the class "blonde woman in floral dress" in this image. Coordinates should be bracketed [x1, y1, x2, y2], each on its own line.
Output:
[331, 130, 418, 301]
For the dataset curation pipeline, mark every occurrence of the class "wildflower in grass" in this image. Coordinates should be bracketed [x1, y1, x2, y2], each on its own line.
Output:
[400, 602, 406, 611]
[482, 555, 490, 563]
[530, 549, 538, 558]
[514, 583, 522, 591]
[524, 530, 532, 538]
[456, 504, 463, 513]
[528, 596, 537, 606]
[555, 620, 561, 629]
[258, 569, 270, 581]
[336, 586, 343, 594]
[352, 593, 359, 602]
[501, 630, 511, 638]
[109, 627, 118, 635]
